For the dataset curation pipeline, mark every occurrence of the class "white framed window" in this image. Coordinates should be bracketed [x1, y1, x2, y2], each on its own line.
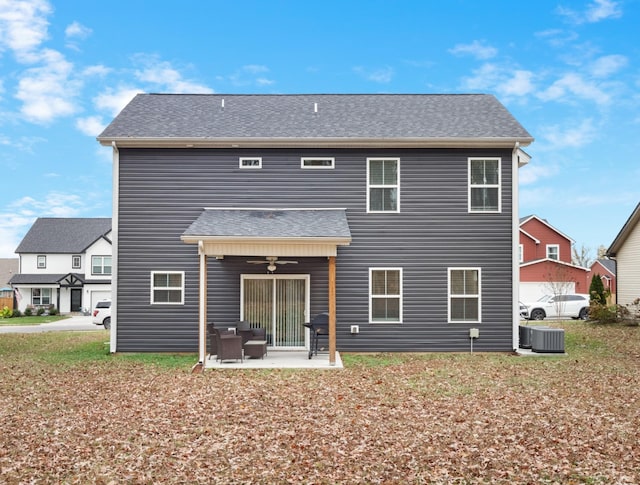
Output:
[92, 255, 112, 275]
[547, 244, 559, 260]
[367, 158, 400, 213]
[151, 271, 184, 304]
[32, 288, 51, 305]
[519, 244, 524, 263]
[72, 255, 81, 269]
[37, 255, 46, 269]
[469, 158, 501, 212]
[301, 157, 334, 169]
[369, 268, 402, 323]
[239, 157, 262, 169]
[448, 268, 481, 323]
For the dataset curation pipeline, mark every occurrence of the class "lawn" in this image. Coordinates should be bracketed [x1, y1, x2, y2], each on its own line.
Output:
[0, 314, 69, 325]
[1, 322, 639, 484]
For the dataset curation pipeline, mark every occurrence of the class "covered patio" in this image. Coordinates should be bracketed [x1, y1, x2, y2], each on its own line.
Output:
[204, 350, 343, 369]
[181, 208, 352, 367]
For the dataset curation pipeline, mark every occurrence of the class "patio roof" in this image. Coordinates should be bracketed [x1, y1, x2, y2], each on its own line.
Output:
[181, 208, 352, 257]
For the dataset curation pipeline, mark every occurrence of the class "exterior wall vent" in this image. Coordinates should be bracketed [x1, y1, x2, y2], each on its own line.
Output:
[531, 327, 565, 353]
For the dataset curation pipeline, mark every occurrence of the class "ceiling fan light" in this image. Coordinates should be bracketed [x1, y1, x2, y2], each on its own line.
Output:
[267, 264, 277, 272]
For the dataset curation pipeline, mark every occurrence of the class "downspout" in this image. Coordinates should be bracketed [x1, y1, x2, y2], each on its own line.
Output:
[512, 142, 521, 351]
[110, 141, 119, 353]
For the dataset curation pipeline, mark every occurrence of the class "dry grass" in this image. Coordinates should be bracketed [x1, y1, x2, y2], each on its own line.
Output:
[1, 321, 639, 484]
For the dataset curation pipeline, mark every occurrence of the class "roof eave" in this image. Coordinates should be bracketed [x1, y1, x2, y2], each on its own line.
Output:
[181, 235, 352, 245]
[98, 136, 534, 149]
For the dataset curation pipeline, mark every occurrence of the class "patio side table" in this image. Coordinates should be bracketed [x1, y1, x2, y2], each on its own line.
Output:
[244, 340, 267, 359]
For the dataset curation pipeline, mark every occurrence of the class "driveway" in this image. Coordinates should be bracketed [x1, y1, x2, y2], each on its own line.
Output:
[0, 315, 105, 334]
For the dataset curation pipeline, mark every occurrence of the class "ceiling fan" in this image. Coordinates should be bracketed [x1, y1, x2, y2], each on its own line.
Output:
[247, 256, 298, 272]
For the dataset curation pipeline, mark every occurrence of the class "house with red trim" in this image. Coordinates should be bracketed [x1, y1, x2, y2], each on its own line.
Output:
[519, 215, 590, 302]
[589, 258, 616, 303]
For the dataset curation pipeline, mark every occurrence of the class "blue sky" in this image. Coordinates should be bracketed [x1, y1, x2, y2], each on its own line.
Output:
[0, 0, 638, 259]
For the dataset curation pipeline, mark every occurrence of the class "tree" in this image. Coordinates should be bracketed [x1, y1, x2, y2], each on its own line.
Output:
[572, 244, 594, 268]
[589, 274, 606, 304]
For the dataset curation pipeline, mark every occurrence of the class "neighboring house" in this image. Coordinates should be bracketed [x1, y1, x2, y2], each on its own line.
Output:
[519, 215, 590, 301]
[607, 202, 640, 307]
[589, 258, 616, 303]
[97, 93, 533, 361]
[0, 258, 19, 310]
[10, 218, 112, 313]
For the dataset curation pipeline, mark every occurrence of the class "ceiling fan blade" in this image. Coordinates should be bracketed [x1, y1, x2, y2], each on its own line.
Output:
[247, 260, 268, 264]
[276, 261, 298, 264]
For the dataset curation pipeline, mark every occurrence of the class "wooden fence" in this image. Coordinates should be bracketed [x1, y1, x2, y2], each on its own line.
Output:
[0, 296, 14, 311]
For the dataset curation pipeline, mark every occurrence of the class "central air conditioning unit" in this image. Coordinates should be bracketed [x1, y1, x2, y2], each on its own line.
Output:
[518, 325, 549, 349]
[531, 327, 565, 353]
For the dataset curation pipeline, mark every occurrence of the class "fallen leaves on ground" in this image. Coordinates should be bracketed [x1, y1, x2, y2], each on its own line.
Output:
[1, 322, 639, 484]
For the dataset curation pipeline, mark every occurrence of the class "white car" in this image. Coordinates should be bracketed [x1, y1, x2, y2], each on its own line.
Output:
[92, 300, 111, 329]
[522, 294, 590, 321]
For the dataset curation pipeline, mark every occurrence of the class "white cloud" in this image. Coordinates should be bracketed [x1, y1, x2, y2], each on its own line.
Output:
[0, 0, 52, 62]
[256, 78, 275, 86]
[497, 70, 535, 97]
[94, 87, 142, 116]
[0, 191, 89, 257]
[242, 64, 269, 74]
[15, 48, 81, 123]
[134, 57, 213, 93]
[75, 115, 105, 136]
[539, 119, 597, 149]
[223, 64, 275, 87]
[65, 21, 91, 39]
[353, 66, 394, 84]
[519, 163, 558, 185]
[557, 0, 622, 24]
[449, 40, 498, 60]
[461, 63, 501, 91]
[537, 73, 610, 105]
[589, 54, 627, 78]
[82, 65, 111, 77]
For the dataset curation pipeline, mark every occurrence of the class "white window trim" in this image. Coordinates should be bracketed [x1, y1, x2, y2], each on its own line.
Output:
[91, 255, 112, 276]
[37, 255, 46, 269]
[448, 267, 482, 323]
[150, 271, 185, 305]
[368, 267, 403, 323]
[468, 157, 501, 213]
[32, 287, 52, 306]
[547, 244, 560, 260]
[366, 158, 400, 213]
[239, 157, 262, 169]
[72, 255, 81, 269]
[301, 157, 335, 169]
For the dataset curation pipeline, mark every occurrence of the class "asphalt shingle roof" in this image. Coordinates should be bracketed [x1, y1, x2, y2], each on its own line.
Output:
[183, 209, 351, 240]
[98, 94, 533, 142]
[15, 218, 112, 254]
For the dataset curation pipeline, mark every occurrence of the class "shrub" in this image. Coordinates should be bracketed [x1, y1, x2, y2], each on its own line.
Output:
[36, 307, 45, 316]
[589, 274, 607, 305]
[12, 309, 22, 317]
[24, 306, 33, 316]
[588, 301, 618, 324]
[1, 306, 12, 318]
[48, 305, 58, 316]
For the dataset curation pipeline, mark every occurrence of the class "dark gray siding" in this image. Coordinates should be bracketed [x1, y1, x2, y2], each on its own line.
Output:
[116, 147, 514, 352]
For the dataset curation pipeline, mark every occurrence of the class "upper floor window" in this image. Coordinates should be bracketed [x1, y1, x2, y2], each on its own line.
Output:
[301, 157, 334, 169]
[519, 244, 524, 263]
[547, 244, 559, 260]
[92, 255, 112, 275]
[448, 268, 481, 323]
[469, 158, 501, 213]
[239, 157, 261, 169]
[72, 255, 81, 269]
[369, 268, 402, 323]
[367, 158, 400, 213]
[151, 271, 184, 304]
[37, 255, 46, 269]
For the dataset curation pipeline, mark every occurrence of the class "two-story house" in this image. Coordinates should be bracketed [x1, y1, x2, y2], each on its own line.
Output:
[10, 218, 112, 313]
[97, 94, 533, 363]
[519, 215, 590, 302]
